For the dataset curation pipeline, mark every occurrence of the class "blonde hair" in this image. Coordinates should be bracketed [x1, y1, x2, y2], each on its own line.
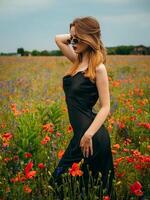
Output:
[65, 16, 107, 83]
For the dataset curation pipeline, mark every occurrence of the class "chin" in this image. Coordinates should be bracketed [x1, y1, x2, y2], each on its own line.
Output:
[74, 49, 82, 54]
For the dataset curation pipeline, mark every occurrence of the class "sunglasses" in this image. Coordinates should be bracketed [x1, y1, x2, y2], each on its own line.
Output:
[67, 36, 81, 45]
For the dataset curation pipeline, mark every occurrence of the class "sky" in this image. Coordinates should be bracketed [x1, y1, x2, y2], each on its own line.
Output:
[0, 0, 150, 53]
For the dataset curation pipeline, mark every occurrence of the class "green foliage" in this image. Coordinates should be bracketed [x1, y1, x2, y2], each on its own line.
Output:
[107, 45, 134, 55]
[36, 100, 63, 130]
[15, 112, 42, 156]
[0, 56, 149, 199]
[17, 48, 25, 56]
[31, 50, 41, 56]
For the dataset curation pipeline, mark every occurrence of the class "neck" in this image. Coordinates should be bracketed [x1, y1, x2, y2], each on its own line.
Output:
[81, 51, 89, 64]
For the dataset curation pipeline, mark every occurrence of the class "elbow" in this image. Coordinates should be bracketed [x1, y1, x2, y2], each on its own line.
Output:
[55, 35, 59, 44]
[102, 105, 110, 114]
[55, 35, 62, 44]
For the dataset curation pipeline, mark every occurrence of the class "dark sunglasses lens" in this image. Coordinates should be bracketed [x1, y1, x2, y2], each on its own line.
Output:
[73, 38, 79, 44]
[67, 37, 80, 45]
[67, 39, 71, 44]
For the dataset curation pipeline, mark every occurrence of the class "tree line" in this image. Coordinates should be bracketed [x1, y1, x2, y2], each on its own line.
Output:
[0, 45, 150, 56]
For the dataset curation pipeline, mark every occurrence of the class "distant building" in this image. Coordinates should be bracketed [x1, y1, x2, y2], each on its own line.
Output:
[17, 54, 21, 57]
[132, 45, 150, 55]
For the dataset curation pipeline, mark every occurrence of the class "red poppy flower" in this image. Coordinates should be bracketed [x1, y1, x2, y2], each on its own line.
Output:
[23, 185, 32, 193]
[68, 162, 83, 177]
[130, 181, 143, 196]
[38, 163, 45, 169]
[42, 123, 54, 133]
[26, 171, 36, 179]
[2, 132, 13, 140]
[24, 152, 32, 158]
[58, 150, 65, 159]
[24, 161, 36, 179]
[103, 196, 110, 200]
[41, 135, 51, 145]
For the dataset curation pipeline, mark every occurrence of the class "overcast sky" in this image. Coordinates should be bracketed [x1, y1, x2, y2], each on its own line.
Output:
[0, 0, 150, 53]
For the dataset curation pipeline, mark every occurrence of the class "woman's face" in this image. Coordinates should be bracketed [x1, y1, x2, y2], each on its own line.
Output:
[70, 26, 89, 54]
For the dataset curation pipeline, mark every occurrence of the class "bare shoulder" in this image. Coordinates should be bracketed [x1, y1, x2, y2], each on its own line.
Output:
[95, 63, 107, 73]
[95, 63, 109, 85]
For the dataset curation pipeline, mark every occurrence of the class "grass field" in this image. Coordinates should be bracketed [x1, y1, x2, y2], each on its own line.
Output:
[0, 55, 149, 199]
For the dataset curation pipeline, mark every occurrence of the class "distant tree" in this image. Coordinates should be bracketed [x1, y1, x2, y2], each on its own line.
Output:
[41, 50, 50, 56]
[49, 50, 63, 56]
[107, 47, 116, 55]
[115, 46, 134, 55]
[24, 51, 30, 56]
[31, 50, 40, 56]
[17, 48, 25, 56]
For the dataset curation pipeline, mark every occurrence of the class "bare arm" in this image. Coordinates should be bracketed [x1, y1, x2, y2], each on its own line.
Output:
[82, 63, 110, 138]
[55, 34, 77, 63]
[80, 63, 110, 157]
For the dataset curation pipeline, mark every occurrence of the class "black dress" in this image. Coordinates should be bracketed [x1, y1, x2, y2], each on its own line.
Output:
[50, 70, 115, 199]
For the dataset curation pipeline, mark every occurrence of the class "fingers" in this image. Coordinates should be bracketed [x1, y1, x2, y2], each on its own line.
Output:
[81, 146, 88, 157]
[82, 145, 93, 158]
[90, 139, 93, 156]
[85, 148, 89, 158]
[80, 137, 93, 158]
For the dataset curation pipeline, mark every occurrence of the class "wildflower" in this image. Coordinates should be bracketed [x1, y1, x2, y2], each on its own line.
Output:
[138, 122, 150, 130]
[10, 103, 17, 111]
[116, 171, 126, 178]
[67, 124, 73, 133]
[130, 116, 136, 121]
[10, 172, 26, 183]
[123, 148, 129, 152]
[131, 149, 141, 156]
[123, 138, 132, 146]
[41, 135, 51, 145]
[23, 185, 32, 193]
[118, 121, 125, 129]
[2, 132, 13, 147]
[126, 156, 134, 163]
[2, 143, 9, 147]
[13, 155, 19, 161]
[137, 108, 142, 114]
[114, 157, 124, 165]
[42, 123, 54, 133]
[10, 103, 22, 116]
[103, 196, 110, 200]
[144, 123, 150, 129]
[26, 171, 36, 179]
[24, 152, 32, 158]
[25, 161, 33, 173]
[14, 110, 22, 116]
[130, 181, 143, 196]
[2, 132, 13, 140]
[134, 164, 143, 171]
[25, 161, 36, 179]
[111, 149, 117, 155]
[4, 157, 11, 163]
[69, 162, 83, 177]
[38, 163, 45, 169]
[1, 121, 6, 128]
[21, 108, 29, 113]
[56, 132, 61, 137]
[113, 143, 120, 150]
[58, 150, 65, 159]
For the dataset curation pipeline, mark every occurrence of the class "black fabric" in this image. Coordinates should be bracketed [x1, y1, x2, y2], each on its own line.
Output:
[50, 71, 115, 199]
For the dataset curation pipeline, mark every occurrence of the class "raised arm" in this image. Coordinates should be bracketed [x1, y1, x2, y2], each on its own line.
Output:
[55, 34, 77, 63]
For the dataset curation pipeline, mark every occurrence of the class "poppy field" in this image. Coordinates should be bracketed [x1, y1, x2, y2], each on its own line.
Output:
[0, 55, 149, 200]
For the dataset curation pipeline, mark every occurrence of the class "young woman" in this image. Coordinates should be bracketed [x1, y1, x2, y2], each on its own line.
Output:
[50, 16, 115, 199]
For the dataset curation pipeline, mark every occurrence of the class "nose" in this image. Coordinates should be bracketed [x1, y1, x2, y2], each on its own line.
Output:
[70, 40, 76, 46]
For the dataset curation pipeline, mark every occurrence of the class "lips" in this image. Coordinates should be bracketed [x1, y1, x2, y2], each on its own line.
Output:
[72, 46, 77, 50]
